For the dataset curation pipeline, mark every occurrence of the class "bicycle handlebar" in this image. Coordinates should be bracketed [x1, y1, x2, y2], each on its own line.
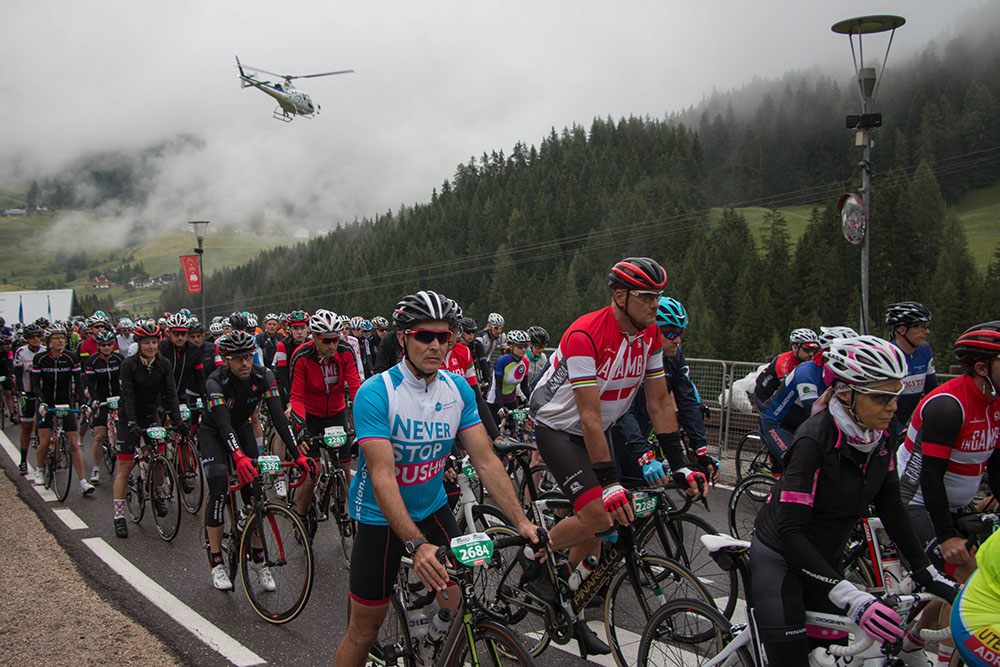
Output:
[822, 592, 941, 658]
[228, 461, 307, 492]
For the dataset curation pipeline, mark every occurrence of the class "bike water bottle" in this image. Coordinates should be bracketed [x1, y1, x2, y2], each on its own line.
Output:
[407, 608, 430, 662]
[567, 554, 599, 591]
[423, 607, 453, 656]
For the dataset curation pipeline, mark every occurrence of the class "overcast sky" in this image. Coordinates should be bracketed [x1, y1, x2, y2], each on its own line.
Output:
[0, 1, 988, 237]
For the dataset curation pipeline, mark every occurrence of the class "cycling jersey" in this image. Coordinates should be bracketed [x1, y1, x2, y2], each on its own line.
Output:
[116, 334, 134, 355]
[486, 353, 528, 406]
[255, 331, 287, 368]
[12, 343, 45, 393]
[349, 363, 480, 525]
[897, 374, 1000, 541]
[761, 357, 827, 431]
[753, 350, 801, 410]
[529, 305, 664, 435]
[891, 340, 936, 428]
[157, 339, 207, 400]
[118, 354, 182, 424]
[289, 340, 361, 419]
[31, 350, 85, 406]
[344, 334, 366, 380]
[525, 347, 548, 390]
[443, 342, 477, 387]
[84, 352, 124, 401]
[953, 529, 1000, 667]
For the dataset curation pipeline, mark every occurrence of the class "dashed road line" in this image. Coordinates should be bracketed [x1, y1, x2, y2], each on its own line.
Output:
[53, 507, 88, 530]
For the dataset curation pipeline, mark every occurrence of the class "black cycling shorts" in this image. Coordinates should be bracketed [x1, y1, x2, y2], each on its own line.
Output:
[534, 422, 611, 511]
[90, 404, 112, 428]
[36, 405, 78, 432]
[302, 411, 354, 463]
[115, 413, 161, 460]
[19, 393, 37, 420]
[349, 504, 459, 606]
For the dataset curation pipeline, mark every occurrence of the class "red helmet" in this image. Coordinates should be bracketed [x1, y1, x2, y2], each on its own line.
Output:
[134, 320, 161, 341]
[955, 321, 1000, 365]
[608, 257, 667, 291]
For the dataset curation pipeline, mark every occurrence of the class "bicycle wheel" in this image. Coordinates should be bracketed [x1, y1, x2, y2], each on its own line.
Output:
[356, 594, 416, 667]
[517, 464, 558, 510]
[151, 457, 181, 541]
[605, 554, 715, 667]
[177, 438, 204, 514]
[734, 432, 777, 481]
[639, 513, 739, 619]
[332, 472, 355, 568]
[458, 503, 512, 535]
[125, 467, 145, 523]
[727, 474, 775, 540]
[239, 503, 314, 624]
[637, 598, 755, 667]
[102, 434, 117, 476]
[451, 618, 538, 666]
[203, 493, 239, 584]
[53, 432, 73, 502]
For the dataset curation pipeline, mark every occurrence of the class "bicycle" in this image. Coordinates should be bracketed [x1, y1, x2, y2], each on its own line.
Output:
[171, 402, 205, 514]
[364, 531, 539, 666]
[124, 425, 182, 541]
[451, 454, 513, 535]
[203, 456, 313, 624]
[637, 532, 945, 666]
[733, 431, 781, 482]
[294, 425, 355, 566]
[40, 403, 78, 502]
[93, 396, 120, 476]
[727, 473, 776, 540]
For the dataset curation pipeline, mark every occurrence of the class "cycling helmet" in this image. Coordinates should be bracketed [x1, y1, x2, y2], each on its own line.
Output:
[362, 319, 373, 332]
[608, 257, 667, 291]
[95, 330, 116, 344]
[309, 309, 343, 334]
[211, 316, 223, 324]
[118, 317, 134, 330]
[208, 322, 224, 336]
[789, 328, 820, 347]
[93, 310, 108, 321]
[34, 317, 49, 328]
[22, 324, 42, 338]
[178, 308, 193, 318]
[220, 317, 232, 329]
[45, 324, 67, 340]
[656, 297, 688, 328]
[818, 326, 859, 351]
[84, 314, 100, 328]
[287, 310, 309, 326]
[165, 313, 190, 331]
[886, 301, 932, 329]
[371, 316, 389, 329]
[337, 313, 352, 328]
[134, 320, 160, 340]
[458, 317, 478, 334]
[217, 331, 257, 356]
[188, 319, 204, 334]
[228, 312, 250, 332]
[486, 313, 505, 327]
[526, 325, 549, 346]
[954, 321, 1000, 365]
[393, 291, 461, 328]
[349, 316, 365, 330]
[0, 333, 12, 346]
[507, 330, 530, 346]
[825, 335, 908, 386]
[247, 314, 258, 330]
[263, 313, 279, 324]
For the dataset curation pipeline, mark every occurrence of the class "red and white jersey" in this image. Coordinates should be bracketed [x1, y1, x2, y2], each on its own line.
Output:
[528, 306, 664, 435]
[345, 334, 366, 381]
[13, 343, 45, 390]
[444, 342, 477, 387]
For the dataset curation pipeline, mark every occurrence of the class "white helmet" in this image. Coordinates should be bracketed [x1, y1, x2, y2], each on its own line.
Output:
[349, 316, 365, 330]
[819, 326, 859, 351]
[118, 317, 134, 330]
[309, 309, 343, 334]
[789, 328, 819, 347]
[506, 329, 529, 346]
[209, 322, 224, 336]
[487, 313, 505, 327]
[825, 335, 908, 386]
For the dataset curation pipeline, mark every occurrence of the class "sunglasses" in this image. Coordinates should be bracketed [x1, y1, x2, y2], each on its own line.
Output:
[27, 334, 42, 339]
[227, 352, 254, 361]
[319, 337, 340, 345]
[660, 328, 684, 341]
[630, 290, 663, 303]
[98, 342, 115, 347]
[853, 385, 905, 406]
[377, 327, 388, 333]
[405, 329, 452, 345]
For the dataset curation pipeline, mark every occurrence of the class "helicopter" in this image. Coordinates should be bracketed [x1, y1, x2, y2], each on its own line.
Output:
[235, 56, 354, 122]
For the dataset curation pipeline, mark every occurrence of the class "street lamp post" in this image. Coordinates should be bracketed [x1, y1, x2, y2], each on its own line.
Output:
[188, 220, 210, 324]
[832, 15, 905, 335]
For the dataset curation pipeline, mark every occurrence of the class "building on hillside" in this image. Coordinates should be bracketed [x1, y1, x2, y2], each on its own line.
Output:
[92, 276, 111, 289]
[2, 209, 27, 217]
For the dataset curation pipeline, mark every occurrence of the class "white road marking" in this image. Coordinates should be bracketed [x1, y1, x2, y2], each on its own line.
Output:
[0, 430, 58, 501]
[82, 537, 266, 667]
[53, 507, 88, 530]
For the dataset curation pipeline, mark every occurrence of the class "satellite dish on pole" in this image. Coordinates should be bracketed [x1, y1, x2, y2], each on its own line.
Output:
[837, 193, 867, 245]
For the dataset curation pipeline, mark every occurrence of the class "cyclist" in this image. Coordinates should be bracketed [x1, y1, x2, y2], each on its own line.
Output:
[750, 335, 958, 667]
[111, 320, 184, 539]
[13, 323, 45, 475]
[886, 301, 937, 429]
[352, 317, 376, 378]
[475, 312, 507, 385]
[31, 324, 93, 493]
[443, 316, 502, 444]
[116, 317, 135, 355]
[753, 328, 821, 411]
[187, 319, 205, 350]
[203, 322, 223, 369]
[486, 329, 530, 427]
[334, 290, 540, 667]
[288, 309, 361, 526]
[758, 325, 858, 471]
[0, 332, 17, 425]
[611, 295, 719, 484]
[370, 315, 390, 347]
[896, 321, 1000, 665]
[952, 528, 1000, 667]
[201, 331, 313, 590]
[528, 259, 707, 625]
[524, 325, 550, 389]
[341, 314, 367, 381]
[256, 313, 286, 369]
[456, 317, 488, 386]
[84, 330, 124, 485]
[159, 313, 208, 419]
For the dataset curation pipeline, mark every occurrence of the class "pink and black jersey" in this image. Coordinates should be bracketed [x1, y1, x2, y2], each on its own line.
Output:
[529, 306, 664, 435]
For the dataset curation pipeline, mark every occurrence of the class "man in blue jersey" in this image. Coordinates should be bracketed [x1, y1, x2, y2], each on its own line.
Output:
[885, 301, 936, 430]
[335, 291, 541, 667]
[759, 326, 858, 471]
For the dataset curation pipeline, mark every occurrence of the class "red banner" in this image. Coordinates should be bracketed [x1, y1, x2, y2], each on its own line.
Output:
[179, 255, 202, 294]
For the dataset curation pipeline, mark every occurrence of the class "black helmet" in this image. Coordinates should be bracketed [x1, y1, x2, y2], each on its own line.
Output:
[886, 301, 932, 329]
[608, 257, 667, 291]
[95, 330, 116, 344]
[217, 331, 257, 356]
[954, 321, 1000, 365]
[34, 317, 49, 328]
[228, 312, 250, 332]
[458, 317, 478, 334]
[392, 291, 460, 328]
[22, 324, 42, 338]
[526, 326, 550, 346]
[134, 320, 160, 341]
[188, 319, 205, 334]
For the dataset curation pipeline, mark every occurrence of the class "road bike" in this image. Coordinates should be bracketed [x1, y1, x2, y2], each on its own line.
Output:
[125, 425, 182, 541]
[294, 425, 355, 567]
[732, 431, 781, 482]
[205, 457, 314, 624]
[40, 403, 78, 501]
[92, 396, 120, 476]
[171, 401, 204, 514]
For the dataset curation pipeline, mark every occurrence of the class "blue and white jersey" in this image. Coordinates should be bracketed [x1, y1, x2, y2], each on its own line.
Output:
[891, 340, 936, 429]
[761, 359, 828, 432]
[349, 361, 481, 525]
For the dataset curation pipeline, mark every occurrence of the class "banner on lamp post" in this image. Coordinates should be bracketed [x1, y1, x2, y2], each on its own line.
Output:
[180, 255, 202, 294]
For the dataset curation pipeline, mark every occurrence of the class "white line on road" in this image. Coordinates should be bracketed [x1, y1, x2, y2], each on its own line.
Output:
[82, 537, 266, 667]
[52, 507, 88, 530]
[0, 429, 57, 501]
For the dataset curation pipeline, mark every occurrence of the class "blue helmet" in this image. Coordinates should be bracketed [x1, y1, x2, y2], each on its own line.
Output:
[656, 297, 688, 328]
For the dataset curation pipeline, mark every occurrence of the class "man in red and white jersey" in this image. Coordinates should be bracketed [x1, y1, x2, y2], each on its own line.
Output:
[527, 258, 707, 604]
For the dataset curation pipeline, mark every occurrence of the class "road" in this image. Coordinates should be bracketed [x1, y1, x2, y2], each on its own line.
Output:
[0, 422, 742, 666]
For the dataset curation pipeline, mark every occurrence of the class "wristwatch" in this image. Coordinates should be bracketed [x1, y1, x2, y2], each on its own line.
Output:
[405, 537, 429, 556]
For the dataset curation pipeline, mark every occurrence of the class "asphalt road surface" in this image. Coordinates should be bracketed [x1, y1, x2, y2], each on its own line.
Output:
[0, 422, 742, 666]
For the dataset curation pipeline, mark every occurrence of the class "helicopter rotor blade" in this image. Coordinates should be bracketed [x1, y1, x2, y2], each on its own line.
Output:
[288, 69, 355, 80]
[241, 64, 291, 80]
